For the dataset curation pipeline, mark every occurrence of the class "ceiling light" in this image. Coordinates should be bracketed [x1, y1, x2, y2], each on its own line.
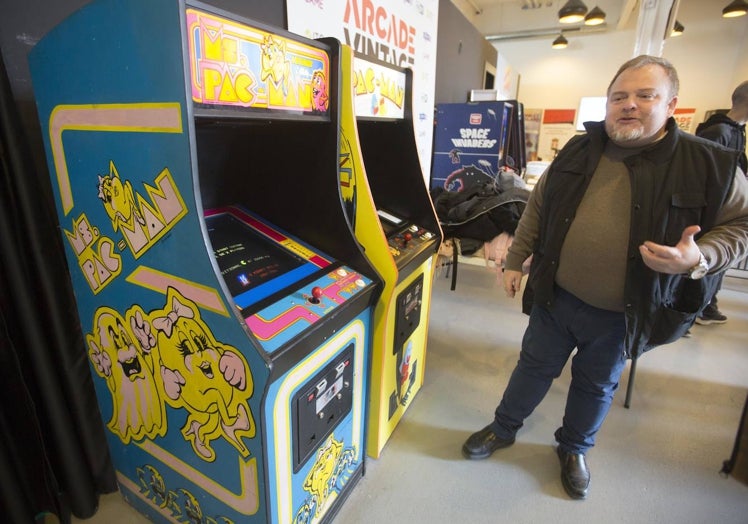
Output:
[552, 34, 569, 49]
[558, 0, 588, 24]
[671, 20, 684, 36]
[584, 5, 606, 25]
[723, 0, 748, 18]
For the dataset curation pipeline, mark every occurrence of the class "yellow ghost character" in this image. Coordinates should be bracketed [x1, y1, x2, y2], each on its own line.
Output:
[153, 288, 254, 461]
[87, 307, 166, 443]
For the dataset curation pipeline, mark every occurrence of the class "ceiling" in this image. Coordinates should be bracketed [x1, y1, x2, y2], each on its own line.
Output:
[450, 0, 641, 41]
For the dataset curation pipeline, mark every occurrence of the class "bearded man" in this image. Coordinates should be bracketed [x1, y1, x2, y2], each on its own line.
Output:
[461, 55, 748, 500]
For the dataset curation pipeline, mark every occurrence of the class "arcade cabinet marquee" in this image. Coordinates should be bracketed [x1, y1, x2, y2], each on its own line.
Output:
[29, 1, 381, 523]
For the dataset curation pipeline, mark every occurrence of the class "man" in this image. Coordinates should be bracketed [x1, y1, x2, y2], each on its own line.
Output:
[692, 80, 748, 325]
[462, 55, 748, 500]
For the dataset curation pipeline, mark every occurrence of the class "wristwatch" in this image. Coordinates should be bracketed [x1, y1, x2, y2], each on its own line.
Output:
[686, 252, 709, 280]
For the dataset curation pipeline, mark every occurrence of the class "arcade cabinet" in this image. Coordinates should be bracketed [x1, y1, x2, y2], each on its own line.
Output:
[336, 49, 442, 457]
[29, 1, 381, 523]
[505, 100, 528, 177]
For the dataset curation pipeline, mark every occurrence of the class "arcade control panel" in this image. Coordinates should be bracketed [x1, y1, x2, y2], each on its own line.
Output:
[377, 209, 437, 268]
[205, 207, 374, 355]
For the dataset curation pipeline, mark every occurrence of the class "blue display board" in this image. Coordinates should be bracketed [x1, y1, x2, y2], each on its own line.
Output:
[430, 101, 515, 192]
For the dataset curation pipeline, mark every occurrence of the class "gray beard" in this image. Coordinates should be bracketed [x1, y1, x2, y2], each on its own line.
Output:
[607, 127, 644, 143]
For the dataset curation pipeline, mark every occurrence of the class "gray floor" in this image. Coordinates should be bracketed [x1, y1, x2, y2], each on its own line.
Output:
[75, 262, 748, 524]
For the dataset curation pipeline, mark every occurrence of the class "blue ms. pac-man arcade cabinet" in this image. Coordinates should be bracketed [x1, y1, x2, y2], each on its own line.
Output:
[28, 1, 381, 522]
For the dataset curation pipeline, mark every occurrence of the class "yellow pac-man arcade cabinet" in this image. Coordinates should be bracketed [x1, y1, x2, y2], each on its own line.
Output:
[336, 49, 442, 458]
[29, 1, 381, 522]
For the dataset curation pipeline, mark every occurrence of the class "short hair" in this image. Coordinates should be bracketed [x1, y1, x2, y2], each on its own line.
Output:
[731, 81, 748, 107]
[607, 55, 680, 100]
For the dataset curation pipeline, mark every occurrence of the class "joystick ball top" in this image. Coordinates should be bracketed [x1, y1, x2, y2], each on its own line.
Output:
[311, 286, 323, 299]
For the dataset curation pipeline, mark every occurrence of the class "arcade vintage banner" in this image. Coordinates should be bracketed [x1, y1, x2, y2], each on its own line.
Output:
[286, 0, 439, 180]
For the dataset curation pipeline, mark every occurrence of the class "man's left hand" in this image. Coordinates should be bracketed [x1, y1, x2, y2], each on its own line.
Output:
[639, 225, 702, 274]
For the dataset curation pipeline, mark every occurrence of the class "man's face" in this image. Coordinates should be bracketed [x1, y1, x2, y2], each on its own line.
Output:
[605, 64, 678, 147]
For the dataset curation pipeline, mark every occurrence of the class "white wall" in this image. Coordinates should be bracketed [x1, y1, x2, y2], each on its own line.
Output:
[493, 0, 748, 123]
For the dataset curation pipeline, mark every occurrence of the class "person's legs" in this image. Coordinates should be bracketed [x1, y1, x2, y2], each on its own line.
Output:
[463, 286, 627, 499]
[491, 300, 577, 440]
[545, 290, 626, 499]
[554, 298, 626, 455]
[463, 292, 579, 459]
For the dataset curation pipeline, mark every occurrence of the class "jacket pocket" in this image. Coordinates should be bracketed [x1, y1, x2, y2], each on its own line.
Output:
[664, 192, 705, 244]
[647, 306, 696, 346]
[647, 277, 706, 346]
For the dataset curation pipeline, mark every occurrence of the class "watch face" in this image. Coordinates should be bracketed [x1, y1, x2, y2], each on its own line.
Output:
[689, 253, 709, 280]
[690, 267, 708, 279]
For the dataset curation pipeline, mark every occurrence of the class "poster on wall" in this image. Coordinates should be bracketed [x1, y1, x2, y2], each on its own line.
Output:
[537, 109, 576, 162]
[286, 0, 439, 181]
[523, 108, 542, 162]
[674, 108, 696, 133]
[496, 52, 519, 100]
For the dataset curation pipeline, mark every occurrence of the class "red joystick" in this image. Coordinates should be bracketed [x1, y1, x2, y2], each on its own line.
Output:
[311, 286, 323, 303]
[403, 232, 412, 245]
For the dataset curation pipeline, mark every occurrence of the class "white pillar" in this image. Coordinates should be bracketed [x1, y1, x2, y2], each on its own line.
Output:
[633, 0, 680, 57]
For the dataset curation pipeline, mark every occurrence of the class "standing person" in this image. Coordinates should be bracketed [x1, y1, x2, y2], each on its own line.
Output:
[692, 80, 748, 325]
[462, 55, 748, 500]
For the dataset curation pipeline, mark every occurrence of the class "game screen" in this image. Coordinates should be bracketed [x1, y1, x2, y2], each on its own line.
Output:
[377, 208, 405, 236]
[206, 213, 306, 299]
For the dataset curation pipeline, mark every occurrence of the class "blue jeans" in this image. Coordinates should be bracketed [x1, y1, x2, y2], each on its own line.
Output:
[490, 286, 627, 454]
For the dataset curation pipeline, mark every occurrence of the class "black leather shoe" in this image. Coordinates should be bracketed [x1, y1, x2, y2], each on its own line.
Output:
[557, 447, 590, 499]
[462, 425, 515, 459]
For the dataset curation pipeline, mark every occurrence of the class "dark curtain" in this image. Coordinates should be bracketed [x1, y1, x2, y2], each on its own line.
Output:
[0, 50, 117, 522]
